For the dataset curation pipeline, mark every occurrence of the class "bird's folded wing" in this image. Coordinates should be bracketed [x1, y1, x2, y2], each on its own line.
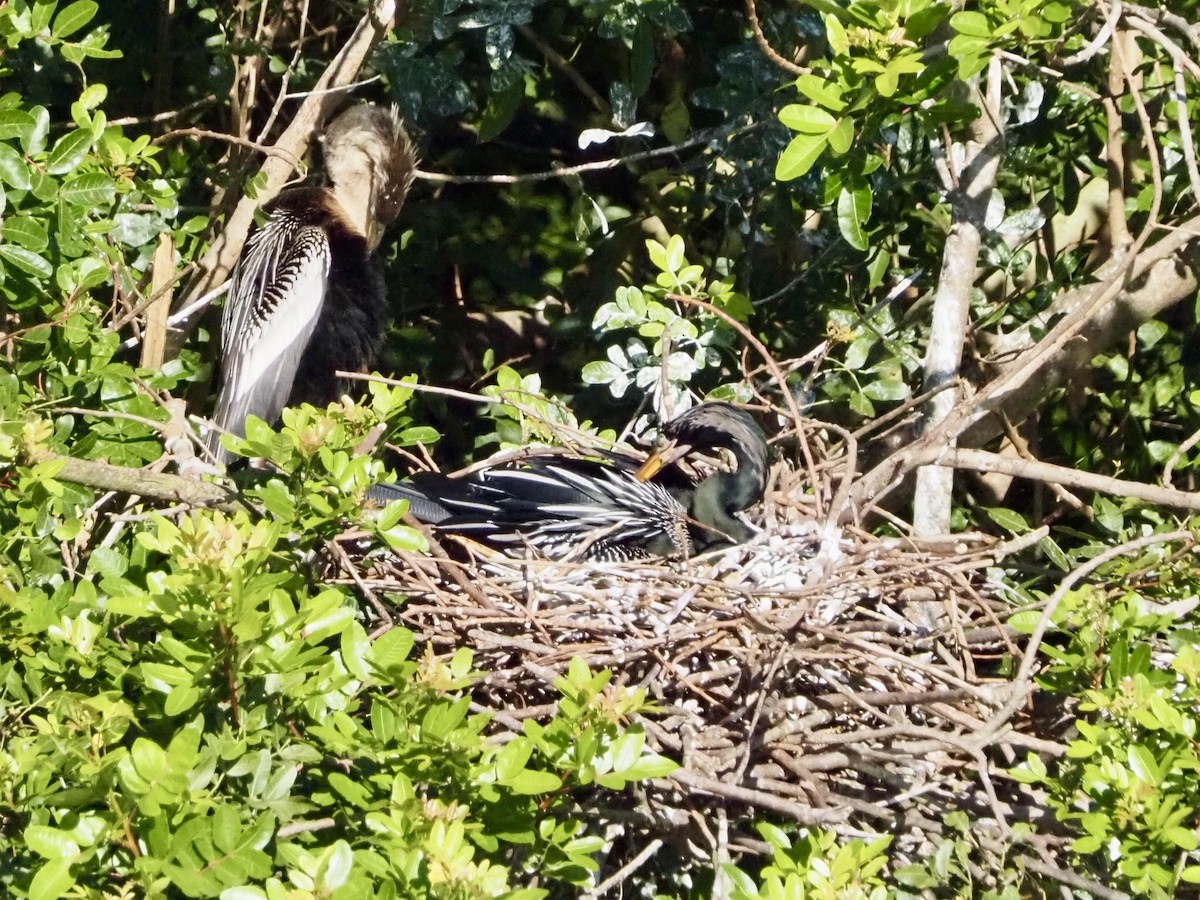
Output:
[210, 219, 332, 448]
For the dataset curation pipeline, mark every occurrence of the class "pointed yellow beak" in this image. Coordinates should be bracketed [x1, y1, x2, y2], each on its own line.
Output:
[634, 439, 694, 481]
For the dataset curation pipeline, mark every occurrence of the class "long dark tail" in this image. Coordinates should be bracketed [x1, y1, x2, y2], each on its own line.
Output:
[367, 481, 454, 524]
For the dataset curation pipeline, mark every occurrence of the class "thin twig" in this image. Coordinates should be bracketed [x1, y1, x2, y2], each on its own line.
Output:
[744, 0, 808, 76]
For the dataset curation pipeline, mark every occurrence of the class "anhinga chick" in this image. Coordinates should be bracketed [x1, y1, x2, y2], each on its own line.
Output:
[207, 104, 417, 463]
[369, 402, 769, 561]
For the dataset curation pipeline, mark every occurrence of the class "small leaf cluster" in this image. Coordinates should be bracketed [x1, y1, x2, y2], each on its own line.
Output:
[582, 235, 753, 427]
[724, 823, 891, 900]
[774, 0, 1077, 252]
[890, 811, 1027, 899]
[477, 363, 611, 451]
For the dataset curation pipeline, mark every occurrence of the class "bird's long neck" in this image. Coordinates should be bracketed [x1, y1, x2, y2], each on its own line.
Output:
[686, 438, 765, 548]
[689, 472, 754, 546]
[329, 171, 378, 246]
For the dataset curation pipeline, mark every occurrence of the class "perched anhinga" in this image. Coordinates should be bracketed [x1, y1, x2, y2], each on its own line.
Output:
[207, 104, 417, 463]
[370, 402, 769, 561]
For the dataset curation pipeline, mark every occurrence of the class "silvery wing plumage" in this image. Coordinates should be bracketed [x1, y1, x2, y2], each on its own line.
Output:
[371, 458, 692, 561]
[208, 203, 333, 460]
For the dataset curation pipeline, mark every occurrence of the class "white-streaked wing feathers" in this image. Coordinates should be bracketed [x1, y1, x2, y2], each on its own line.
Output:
[446, 463, 686, 556]
[210, 215, 332, 447]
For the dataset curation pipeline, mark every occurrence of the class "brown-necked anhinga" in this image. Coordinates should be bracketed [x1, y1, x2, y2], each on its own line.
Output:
[369, 402, 769, 561]
[207, 104, 416, 463]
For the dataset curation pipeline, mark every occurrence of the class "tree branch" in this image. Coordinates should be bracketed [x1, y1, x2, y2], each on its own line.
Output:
[29, 452, 232, 507]
[912, 60, 1004, 536]
[919, 447, 1200, 512]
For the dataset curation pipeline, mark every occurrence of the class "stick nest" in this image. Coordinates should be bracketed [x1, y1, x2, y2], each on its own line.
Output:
[343, 416, 1048, 870]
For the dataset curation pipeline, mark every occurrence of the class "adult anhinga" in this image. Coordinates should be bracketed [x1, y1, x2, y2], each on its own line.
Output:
[207, 104, 417, 463]
[370, 402, 769, 561]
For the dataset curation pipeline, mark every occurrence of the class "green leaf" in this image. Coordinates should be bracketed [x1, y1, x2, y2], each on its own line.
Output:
[950, 10, 992, 37]
[0, 244, 52, 278]
[78, 83, 107, 111]
[25, 106, 51, 155]
[1136, 318, 1169, 349]
[60, 171, 115, 206]
[778, 104, 837, 134]
[29, 859, 76, 900]
[664, 234, 685, 273]
[327, 772, 371, 806]
[621, 754, 678, 781]
[581, 360, 621, 385]
[508, 769, 563, 794]
[0, 142, 32, 190]
[1093, 495, 1123, 534]
[0, 109, 36, 142]
[645, 239, 667, 271]
[794, 74, 846, 111]
[836, 184, 872, 250]
[46, 128, 93, 175]
[984, 507, 1029, 535]
[381, 523, 427, 553]
[164, 683, 200, 715]
[316, 840, 354, 892]
[340, 621, 371, 681]
[3, 215, 49, 252]
[948, 34, 992, 78]
[496, 737, 535, 783]
[28, 0, 55, 34]
[112, 212, 160, 247]
[370, 626, 415, 672]
[776, 133, 828, 181]
[1128, 744, 1162, 786]
[826, 117, 854, 155]
[1037, 535, 1070, 571]
[860, 378, 908, 401]
[1166, 826, 1198, 850]
[24, 825, 81, 860]
[824, 13, 849, 53]
[52, 0, 99, 39]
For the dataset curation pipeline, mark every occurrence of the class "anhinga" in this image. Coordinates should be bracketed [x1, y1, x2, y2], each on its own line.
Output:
[370, 402, 769, 561]
[207, 104, 417, 463]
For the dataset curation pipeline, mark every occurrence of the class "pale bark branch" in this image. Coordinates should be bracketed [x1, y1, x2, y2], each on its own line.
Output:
[912, 59, 1004, 536]
[919, 447, 1200, 512]
[31, 453, 232, 507]
[849, 32, 1180, 518]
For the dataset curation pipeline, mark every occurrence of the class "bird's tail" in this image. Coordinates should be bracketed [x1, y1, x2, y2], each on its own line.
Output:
[367, 481, 454, 524]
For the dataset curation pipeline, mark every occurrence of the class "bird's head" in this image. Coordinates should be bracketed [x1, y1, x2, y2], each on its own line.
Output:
[321, 104, 417, 249]
[636, 402, 769, 513]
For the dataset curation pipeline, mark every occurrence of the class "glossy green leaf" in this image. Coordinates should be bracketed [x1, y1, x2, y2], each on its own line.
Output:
[775, 133, 828, 181]
[46, 128, 92, 175]
[0, 244, 52, 278]
[836, 184, 872, 250]
[0, 141, 31, 189]
[60, 171, 116, 206]
[52, 0, 99, 38]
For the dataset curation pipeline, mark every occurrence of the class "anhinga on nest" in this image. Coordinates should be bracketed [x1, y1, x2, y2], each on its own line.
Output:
[370, 402, 769, 561]
[207, 104, 417, 463]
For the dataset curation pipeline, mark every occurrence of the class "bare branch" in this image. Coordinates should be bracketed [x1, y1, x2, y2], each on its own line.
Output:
[912, 59, 1004, 536]
[920, 447, 1200, 512]
[30, 452, 232, 507]
[745, 0, 808, 76]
